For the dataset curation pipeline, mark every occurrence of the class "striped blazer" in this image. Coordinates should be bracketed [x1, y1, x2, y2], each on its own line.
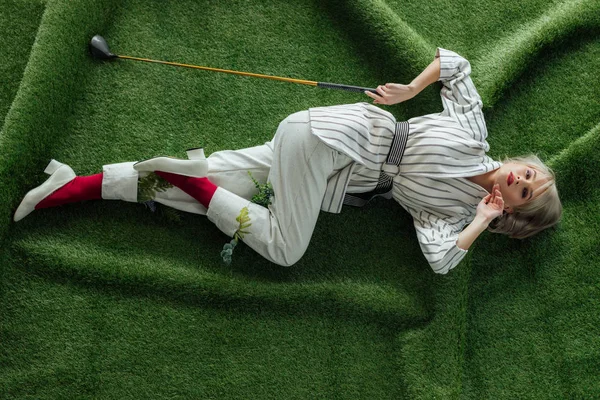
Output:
[308, 48, 501, 274]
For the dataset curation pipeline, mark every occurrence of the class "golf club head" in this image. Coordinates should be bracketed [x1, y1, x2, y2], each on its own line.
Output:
[89, 35, 117, 60]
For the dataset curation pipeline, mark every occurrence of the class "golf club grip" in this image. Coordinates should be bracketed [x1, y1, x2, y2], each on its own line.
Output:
[317, 82, 378, 94]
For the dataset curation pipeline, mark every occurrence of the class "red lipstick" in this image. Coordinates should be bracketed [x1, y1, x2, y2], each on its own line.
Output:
[507, 171, 514, 186]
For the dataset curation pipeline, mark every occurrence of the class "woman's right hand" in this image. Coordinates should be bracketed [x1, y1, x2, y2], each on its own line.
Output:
[365, 83, 417, 105]
[476, 183, 504, 223]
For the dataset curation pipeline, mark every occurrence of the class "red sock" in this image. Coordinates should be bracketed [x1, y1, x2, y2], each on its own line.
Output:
[155, 171, 217, 208]
[35, 173, 103, 209]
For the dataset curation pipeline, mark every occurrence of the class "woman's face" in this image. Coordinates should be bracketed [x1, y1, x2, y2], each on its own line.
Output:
[494, 162, 550, 212]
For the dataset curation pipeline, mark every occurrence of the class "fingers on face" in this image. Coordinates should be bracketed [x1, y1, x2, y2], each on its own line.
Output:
[490, 183, 502, 200]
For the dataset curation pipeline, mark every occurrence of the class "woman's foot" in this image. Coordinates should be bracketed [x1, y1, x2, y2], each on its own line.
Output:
[14, 160, 102, 221]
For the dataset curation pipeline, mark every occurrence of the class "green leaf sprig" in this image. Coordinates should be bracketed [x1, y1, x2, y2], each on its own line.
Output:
[137, 172, 174, 203]
[248, 171, 274, 208]
[221, 207, 252, 265]
[221, 172, 274, 265]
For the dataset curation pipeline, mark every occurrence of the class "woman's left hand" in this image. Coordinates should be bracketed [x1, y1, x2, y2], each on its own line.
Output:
[364, 83, 417, 105]
[476, 184, 504, 222]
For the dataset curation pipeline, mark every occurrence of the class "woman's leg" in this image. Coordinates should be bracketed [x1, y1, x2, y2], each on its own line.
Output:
[150, 142, 275, 214]
[14, 142, 275, 221]
[95, 143, 275, 215]
[205, 111, 353, 266]
[15, 112, 351, 266]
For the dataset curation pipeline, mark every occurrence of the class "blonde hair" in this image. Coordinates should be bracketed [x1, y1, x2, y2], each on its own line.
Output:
[487, 155, 562, 239]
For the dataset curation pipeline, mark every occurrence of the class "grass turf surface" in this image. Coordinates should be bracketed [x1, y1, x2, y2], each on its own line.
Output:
[1, 0, 599, 398]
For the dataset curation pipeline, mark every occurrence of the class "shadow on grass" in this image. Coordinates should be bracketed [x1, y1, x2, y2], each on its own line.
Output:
[10, 198, 434, 331]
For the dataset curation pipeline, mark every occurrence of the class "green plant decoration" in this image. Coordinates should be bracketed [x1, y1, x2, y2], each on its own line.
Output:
[221, 206, 252, 265]
[137, 172, 174, 203]
[220, 172, 274, 265]
[248, 171, 274, 208]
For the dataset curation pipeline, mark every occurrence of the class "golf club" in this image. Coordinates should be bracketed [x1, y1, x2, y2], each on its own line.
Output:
[89, 35, 378, 95]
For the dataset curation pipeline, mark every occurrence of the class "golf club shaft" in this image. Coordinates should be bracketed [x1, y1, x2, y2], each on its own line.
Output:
[117, 55, 378, 94]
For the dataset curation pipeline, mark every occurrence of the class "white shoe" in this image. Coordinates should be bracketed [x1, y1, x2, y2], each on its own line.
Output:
[14, 160, 76, 222]
[133, 153, 208, 177]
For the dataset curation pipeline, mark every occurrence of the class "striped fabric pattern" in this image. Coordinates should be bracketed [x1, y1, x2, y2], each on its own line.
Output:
[393, 48, 502, 274]
[309, 102, 397, 213]
[309, 48, 501, 274]
[342, 120, 409, 207]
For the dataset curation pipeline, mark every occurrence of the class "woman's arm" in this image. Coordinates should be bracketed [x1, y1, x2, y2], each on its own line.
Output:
[456, 215, 490, 251]
[456, 184, 504, 250]
[365, 57, 440, 105]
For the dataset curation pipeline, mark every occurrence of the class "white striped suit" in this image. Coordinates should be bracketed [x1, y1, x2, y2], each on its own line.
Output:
[308, 48, 501, 274]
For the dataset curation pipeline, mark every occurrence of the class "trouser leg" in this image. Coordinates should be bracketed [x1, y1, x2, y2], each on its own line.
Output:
[100, 161, 204, 214]
[101, 142, 275, 215]
[100, 112, 353, 266]
[204, 141, 274, 199]
[101, 162, 139, 202]
[207, 111, 353, 266]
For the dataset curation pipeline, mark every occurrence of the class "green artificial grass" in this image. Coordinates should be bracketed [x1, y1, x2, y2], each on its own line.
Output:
[1, 0, 599, 398]
[0, 0, 46, 128]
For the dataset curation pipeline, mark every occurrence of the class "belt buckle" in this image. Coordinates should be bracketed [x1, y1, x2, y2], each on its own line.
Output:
[382, 162, 399, 177]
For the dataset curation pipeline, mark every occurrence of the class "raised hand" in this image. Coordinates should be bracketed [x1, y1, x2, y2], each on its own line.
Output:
[476, 183, 505, 222]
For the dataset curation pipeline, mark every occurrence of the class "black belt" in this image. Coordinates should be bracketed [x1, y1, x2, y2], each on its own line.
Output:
[343, 121, 409, 207]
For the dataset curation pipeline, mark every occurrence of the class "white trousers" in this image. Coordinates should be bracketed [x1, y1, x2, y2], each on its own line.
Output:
[101, 111, 353, 266]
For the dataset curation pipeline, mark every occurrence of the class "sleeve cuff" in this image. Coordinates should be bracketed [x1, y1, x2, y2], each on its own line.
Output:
[206, 187, 252, 237]
[436, 47, 460, 82]
[434, 243, 468, 275]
